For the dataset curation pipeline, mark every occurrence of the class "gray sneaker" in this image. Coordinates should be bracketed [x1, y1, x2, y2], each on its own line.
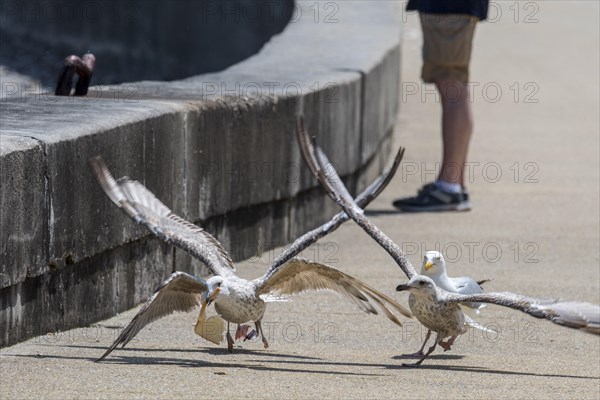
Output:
[392, 183, 471, 212]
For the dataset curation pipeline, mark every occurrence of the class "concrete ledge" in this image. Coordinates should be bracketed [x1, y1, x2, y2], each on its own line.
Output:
[0, 1, 402, 347]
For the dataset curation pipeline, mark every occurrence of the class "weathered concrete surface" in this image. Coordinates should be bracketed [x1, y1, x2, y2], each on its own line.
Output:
[1, 1, 597, 399]
[0, 136, 46, 288]
[0, 0, 293, 85]
[0, 0, 402, 346]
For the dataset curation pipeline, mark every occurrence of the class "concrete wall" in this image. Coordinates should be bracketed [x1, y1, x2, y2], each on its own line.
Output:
[0, 0, 293, 85]
[0, 1, 402, 347]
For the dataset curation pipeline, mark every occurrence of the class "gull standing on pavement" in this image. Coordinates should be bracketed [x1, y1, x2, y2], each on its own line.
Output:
[296, 115, 600, 367]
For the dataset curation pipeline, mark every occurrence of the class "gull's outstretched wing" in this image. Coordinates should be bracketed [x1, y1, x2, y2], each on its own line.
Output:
[443, 291, 600, 335]
[266, 145, 405, 274]
[90, 156, 235, 277]
[97, 272, 209, 361]
[296, 116, 417, 279]
[256, 258, 412, 326]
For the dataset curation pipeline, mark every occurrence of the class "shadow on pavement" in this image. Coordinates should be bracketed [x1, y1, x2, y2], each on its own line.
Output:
[364, 209, 403, 216]
[9, 343, 598, 380]
[9, 352, 383, 377]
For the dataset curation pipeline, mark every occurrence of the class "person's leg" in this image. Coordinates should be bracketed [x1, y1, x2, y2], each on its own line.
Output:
[435, 79, 473, 186]
[392, 13, 477, 212]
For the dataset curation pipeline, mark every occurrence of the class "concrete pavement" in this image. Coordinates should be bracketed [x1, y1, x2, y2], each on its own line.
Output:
[1, 2, 598, 399]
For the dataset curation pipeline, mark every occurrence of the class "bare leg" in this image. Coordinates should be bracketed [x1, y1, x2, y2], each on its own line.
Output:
[226, 322, 234, 353]
[402, 329, 431, 358]
[256, 320, 269, 349]
[435, 79, 473, 186]
[402, 333, 440, 367]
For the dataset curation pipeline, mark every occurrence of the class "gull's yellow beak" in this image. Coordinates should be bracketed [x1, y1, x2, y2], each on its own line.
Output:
[424, 260, 433, 271]
[194, 288, 224, 345]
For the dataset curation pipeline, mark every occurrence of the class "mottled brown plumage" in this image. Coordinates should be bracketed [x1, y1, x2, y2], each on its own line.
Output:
[90, 156, 412, 362]
[296, 115, 600, 367]
[397, 275, 600, 366]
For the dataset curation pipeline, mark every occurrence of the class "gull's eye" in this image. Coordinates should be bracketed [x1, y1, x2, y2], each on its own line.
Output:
[419, 281, 425, 286]
[217, 282, 222, 287]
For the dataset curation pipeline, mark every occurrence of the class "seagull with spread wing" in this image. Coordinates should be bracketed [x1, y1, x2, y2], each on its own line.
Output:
[395, 250, 493, 357]
[90, 155, 412, 362]
[296, 115, 600, 367]
[396, 275, 600, 366]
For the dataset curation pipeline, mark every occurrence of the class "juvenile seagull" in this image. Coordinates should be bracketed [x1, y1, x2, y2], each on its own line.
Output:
[296, 116, 600, 366]
[398, 250, 493, 357]
[90, 156, 412, 361]
[397, 275, 600, 366]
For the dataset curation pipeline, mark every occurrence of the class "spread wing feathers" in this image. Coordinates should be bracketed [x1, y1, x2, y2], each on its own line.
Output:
[464, 315, 497, 333]
[444, 291, 600, 335]
[97, 272, 208, 361]
[90, 156, 235, 276]
[296, 116, 417, 279]
[267, 145, 404, 273]
[256, 258, 412, 326]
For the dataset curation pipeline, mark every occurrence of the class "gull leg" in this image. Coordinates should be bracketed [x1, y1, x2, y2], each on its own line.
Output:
[236, 324, 251, 341]
[402, 333, 439, 367]
[244, 329, 258, 341]
[439, 335, 457, 351]
[226, 322, 234, 353]
[256, 320, 269, 349]
[402, 329, 431, 358]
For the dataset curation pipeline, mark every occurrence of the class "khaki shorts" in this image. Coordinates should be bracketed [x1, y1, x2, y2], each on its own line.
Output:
[420, 13, 478, 84]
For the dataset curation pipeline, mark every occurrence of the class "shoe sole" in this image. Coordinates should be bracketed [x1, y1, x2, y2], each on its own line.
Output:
[394, 201, 472, 213]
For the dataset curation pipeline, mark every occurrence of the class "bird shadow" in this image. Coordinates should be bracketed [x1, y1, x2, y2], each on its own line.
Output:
[400, 363, 599, 380]
[50, 343, 321, 361]
[9, 351, 382, 377]
[12, 343, 599, 380]
[246, 355, 599, 380]
[384, 356, 600, 380]
[12, 342, 383, 377]
[392, 353, 465, 361]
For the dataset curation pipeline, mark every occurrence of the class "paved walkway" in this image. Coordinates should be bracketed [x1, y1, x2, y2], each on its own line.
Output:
[1, 2, 598, 399]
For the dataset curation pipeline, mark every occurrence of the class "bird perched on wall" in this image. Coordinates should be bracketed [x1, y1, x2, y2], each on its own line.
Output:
[90, 155, 412, 362]
[296, 115, 600, 367]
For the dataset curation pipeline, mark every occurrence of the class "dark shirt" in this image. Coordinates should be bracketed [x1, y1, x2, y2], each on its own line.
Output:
[406, 0, 489, 21]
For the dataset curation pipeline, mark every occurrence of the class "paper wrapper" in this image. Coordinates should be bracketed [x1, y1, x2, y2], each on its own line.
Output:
[194, 303, 225, 344]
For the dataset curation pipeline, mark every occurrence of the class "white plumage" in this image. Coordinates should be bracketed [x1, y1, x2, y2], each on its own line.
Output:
[90, 156, 412, 362]
[296, 115, 600, 367]
[421, 250, 488, 312]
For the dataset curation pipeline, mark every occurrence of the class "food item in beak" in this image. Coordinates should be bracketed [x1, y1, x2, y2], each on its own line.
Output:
[194, 288, 225, 344]
[194, 314, 225, 344]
